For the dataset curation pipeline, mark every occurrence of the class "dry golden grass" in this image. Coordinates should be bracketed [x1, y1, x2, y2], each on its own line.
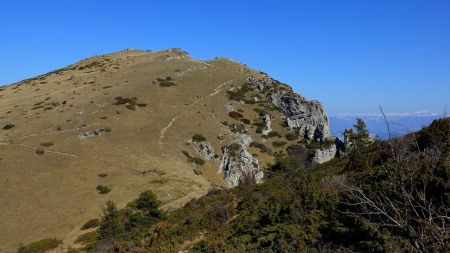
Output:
[0, 49, 284, 251]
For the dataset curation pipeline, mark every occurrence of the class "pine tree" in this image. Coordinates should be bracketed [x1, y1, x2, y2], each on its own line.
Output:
[97, 200, 123, 240]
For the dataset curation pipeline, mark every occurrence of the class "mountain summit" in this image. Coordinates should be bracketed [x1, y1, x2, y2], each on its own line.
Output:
[0, 49, 331, 249]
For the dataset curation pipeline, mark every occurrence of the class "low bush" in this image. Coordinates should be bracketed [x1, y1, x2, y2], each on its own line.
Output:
[250, 142, 273, 154]
[285, 132, 299, 141]
[192, 157, 205, 166]
[182, 150, 205, 165]
[96, 185, 111, 194]
[40, 142, 54, 147]
[75, 231, 96, 245]
[113, 97, 146, 110]
[228, 111, 243, 120]
[226, 83, 253, 101]
[264, 131, 281, 138]
[192, 134, 206, 142]
[240, 118, 251, 124]
[157, 77, 176, 87]
[17, 238, 61, 253]
[2, 123, 15, 129]
[272, 141, 287, 147]
[81, 218, 100, 230]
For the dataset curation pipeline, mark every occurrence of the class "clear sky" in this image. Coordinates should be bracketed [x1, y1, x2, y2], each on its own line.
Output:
[1, 0, 449, 115]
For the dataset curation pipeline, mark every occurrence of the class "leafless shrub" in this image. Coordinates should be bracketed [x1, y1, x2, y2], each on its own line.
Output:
[341, 108, 450, 252]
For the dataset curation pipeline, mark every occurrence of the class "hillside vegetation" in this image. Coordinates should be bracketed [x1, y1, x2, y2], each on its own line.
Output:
[0, 48, 330, 250]
[65, 118, 449, 252]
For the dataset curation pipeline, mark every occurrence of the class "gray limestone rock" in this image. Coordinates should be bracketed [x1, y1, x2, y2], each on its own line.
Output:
[311, 144, 337, 164]
[218, 143, 263, 188]
[192, 141, 216, 160]
[262, 114, 272, 136]
[249, 76, 330, 142]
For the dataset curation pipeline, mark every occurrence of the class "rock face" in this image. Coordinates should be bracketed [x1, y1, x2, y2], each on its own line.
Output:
[218, 133, 263, 187]
[261, 114, 272, 136]
[249, 77, 330, 142]
[311, 144, 337, 164]
[193, 141, 216, 160]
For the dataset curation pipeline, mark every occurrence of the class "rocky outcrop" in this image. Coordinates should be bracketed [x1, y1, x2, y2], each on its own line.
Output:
[165, 48, 190, 61]
[249, 76, 330, 142]
[311, 144, 337, 164]
[261, 114, 272, 136]
[192, 140, 216, 160]
[248, 76, 278, 91]
[218, 133, 263, 187]
[78, 128, 110, 139]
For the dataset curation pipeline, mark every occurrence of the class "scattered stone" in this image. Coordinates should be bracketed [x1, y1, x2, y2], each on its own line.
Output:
[78, 128, 110, 139]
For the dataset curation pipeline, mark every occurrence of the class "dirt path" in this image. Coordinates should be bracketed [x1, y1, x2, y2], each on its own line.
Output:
[159, 79, 233, 146]
[0, 126, 90, 142]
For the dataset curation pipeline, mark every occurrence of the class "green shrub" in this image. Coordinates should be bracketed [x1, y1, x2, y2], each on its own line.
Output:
[182, 150, 205, 165]
[265, 131, 282, 138]
[2, 123, 15, 129]
[157, 77, 176, 87]
[113, 96, 145, 110]
[226, 143, 241, 156]
[250, 142, 273, 154]
[75, 231, 96, 245]
[40, 142, 54, 147]
[285, 133, 299, 141]
[96, 185, 111, 194]
[192, 134, 206, 142]
[17, 238, 61, 253]
[240, 118, 251, 124]
[272, 141, 287, 147]
[81, 218, 100, 230]
[226, 83, 252, 101]
[192, 157, 205, 166]
[228, 111, 243, 120]
[97, 201, 123, 240]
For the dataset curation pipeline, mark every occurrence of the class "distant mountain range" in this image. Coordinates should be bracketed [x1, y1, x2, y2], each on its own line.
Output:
[329, 111, 443, 139]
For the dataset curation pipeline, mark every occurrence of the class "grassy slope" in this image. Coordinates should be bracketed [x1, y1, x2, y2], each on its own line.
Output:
[0, 49, 304, 251]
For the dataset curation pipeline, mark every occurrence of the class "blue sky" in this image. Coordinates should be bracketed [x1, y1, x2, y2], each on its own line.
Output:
[1, 0, 449, 115]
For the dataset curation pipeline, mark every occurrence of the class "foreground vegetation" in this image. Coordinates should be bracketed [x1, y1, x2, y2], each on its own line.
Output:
[23, 118, 449, 253]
